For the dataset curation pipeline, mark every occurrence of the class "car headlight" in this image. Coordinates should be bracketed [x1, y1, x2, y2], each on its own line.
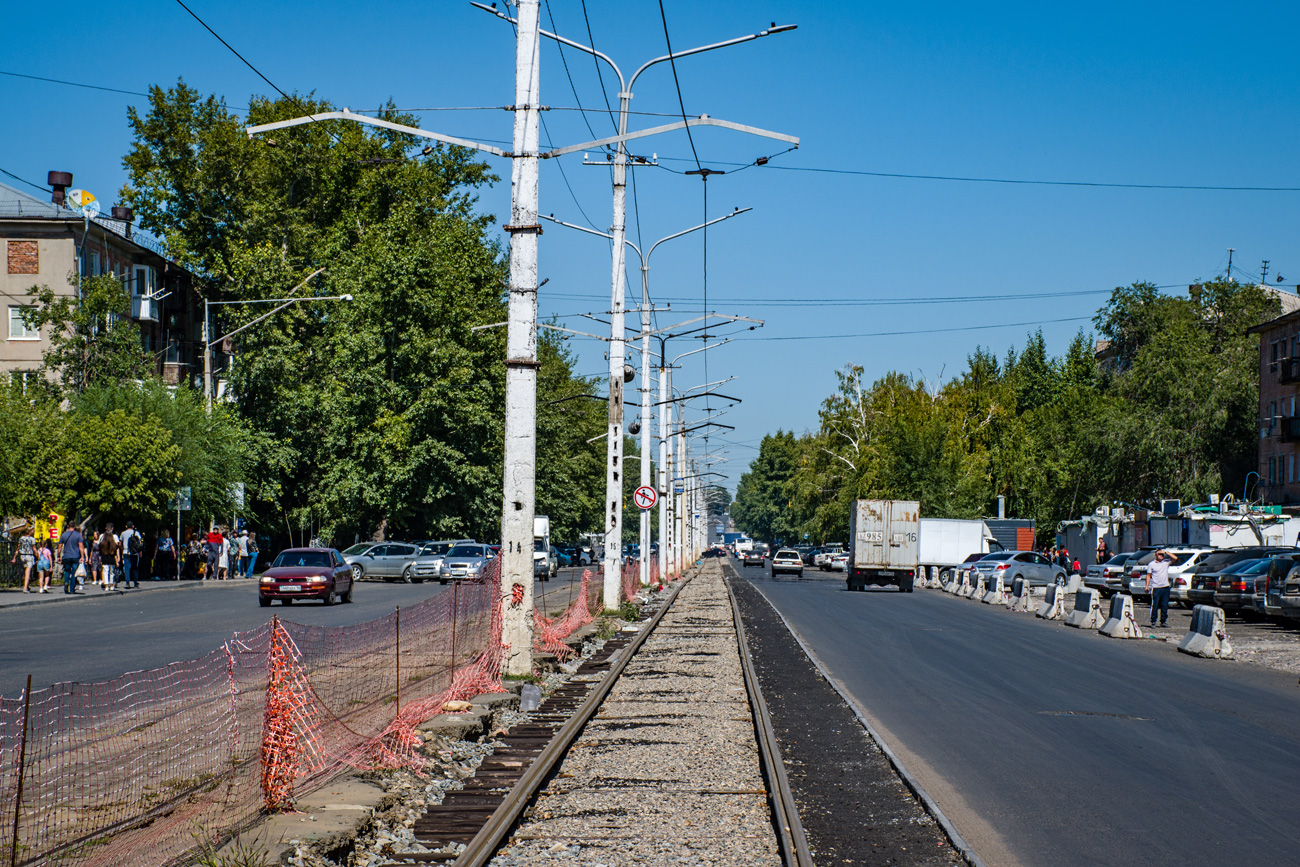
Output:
[260, 577, 274, 584]
[308, 576, 328, 583]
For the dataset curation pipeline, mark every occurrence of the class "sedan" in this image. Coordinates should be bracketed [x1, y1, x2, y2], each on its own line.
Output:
[828, 551, 850, 572]
[1213, 558, 1272, 615]
[441, 543, 496, 583]
[258, 548, 354, 607]
[771, 549, 805, 576]
[1085, 553, 1131, 597]
[970, 551, 1066, 588]
[741, 548, 766, 567]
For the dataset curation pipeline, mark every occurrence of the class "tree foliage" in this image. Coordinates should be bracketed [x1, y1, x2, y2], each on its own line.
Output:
[22, 274, 147, 396]
[735, 279, 1278, 544]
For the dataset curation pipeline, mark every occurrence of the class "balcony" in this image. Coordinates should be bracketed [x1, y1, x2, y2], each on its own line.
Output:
[1280, 417, 1300, 443]
[1280, 357, 1300, 384]
[130, 295, 158, 322]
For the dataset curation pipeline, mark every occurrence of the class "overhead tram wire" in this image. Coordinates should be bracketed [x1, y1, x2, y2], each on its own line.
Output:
[738, 315, 1092, 342]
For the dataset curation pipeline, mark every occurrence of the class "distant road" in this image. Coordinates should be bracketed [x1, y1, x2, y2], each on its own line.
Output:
[0, 567, 590, 697]
[742, 566, 1300, 867]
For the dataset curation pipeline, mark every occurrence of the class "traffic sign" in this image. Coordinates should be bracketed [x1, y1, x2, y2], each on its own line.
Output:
[633, 485, 658, 510]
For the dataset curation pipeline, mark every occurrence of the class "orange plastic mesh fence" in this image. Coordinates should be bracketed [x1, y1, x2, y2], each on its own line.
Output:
[532, 569, 594, 661]
[0, 577, 502, 867]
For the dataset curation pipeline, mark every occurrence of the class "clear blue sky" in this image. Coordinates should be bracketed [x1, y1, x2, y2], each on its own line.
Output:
[4, 1, 1298, 492]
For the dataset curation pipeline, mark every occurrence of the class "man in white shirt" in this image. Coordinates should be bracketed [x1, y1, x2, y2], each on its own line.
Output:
[1145, 549, 1171, 628]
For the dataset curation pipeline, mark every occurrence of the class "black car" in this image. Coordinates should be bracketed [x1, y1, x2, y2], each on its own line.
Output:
[1213, 558, 1272, 615]
[1188, 547, 1295, 607]
[741, 546, 767, 567]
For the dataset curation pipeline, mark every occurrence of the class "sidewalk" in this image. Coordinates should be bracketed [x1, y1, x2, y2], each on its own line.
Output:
[0, 577, 252, 611]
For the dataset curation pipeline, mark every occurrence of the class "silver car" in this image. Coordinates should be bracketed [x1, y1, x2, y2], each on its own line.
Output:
[343, 542, 422, 582]
[440, 543, 496, 583]
[410, 540, 471, 584]
[970, 550, 1066, 588]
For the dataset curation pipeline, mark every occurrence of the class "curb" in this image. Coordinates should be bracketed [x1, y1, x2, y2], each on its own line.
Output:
[0, 579, 247, 611]
[742, 574, 989, 867]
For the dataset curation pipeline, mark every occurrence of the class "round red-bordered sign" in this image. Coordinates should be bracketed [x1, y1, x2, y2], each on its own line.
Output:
[633, 485, 658, 510]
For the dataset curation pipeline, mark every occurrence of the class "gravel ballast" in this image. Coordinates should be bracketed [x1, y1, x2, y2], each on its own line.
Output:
[488, 561, 781, 867]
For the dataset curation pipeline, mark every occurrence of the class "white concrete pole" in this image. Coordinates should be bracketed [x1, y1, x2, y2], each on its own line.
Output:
[658, 356, 670, 582]
[638, 264, 652, 586]
[499, 0, 541, 676]
[602, 91, 632, 610]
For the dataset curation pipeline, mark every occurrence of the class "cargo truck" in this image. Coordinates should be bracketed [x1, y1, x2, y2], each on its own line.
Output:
[533, 516, 556, 580]
[918, 518, 1001, 583]
[848, 499, 920, 592]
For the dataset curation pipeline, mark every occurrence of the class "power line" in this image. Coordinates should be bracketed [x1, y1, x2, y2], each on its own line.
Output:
[545, 287, 1138, 308]
[0, 69, 147, 97]
[0, 167, 50, 193]
[578, 0, 619, 133]
[173, 0, 296, 102]
[657, 0, 702, 172]
[738, 315, 1092, 341]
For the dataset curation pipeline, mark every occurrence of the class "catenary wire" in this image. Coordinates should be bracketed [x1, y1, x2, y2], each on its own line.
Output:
[657, 0, 702, 172]
[737, 315, 1092, 341]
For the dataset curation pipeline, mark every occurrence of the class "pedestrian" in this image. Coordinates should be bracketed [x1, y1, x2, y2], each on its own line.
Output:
[218, 529, 230, 580]
[99, 523, 122, 591]
[204, 527, 222, 580]
[11, 522, 37, 593]
[236, 530, 250, 578]
[1097, 539, 1110, 562]
[120, 521, 142, 589]
[87, 530, 101, 589]
[246, 531, 260, 577]
[1071, 556, 1081, 575]
[58, 521, 86, 595]
[154, 528, 176, 580]
[36, 539, 53, 593]
[186, 531, 203, 579]
[1146, 549, 1172, 628]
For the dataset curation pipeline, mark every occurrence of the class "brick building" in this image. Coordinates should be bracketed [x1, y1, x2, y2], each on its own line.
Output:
[1, 179, 207, 388]
[1248, 291, 1300, 505]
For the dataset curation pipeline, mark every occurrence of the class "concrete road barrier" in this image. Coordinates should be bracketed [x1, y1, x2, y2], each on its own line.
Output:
[946, 570, 967, 594]
[1058, 574, 1082, 593]
[1178, 605, 1234, 659]
[1064, 587, 1105, 629]
[1007, 576, 1034, 612]
[963, 573, 985, 600]
[1099, 594, 1144, 639]
[1036, 584, 1065, 620]
[982, 574, 1009, 605]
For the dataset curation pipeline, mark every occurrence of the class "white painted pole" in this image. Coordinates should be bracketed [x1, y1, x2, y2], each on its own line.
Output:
[638, 265, 652, 587]
[602, 91, 632, 610]
[499, 0, 541, 676]
[658, 353, 670, 582]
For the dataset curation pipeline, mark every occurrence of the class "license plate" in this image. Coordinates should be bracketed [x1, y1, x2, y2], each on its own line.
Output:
[283, 585, 301, 592]
[879, 570, 894, 576]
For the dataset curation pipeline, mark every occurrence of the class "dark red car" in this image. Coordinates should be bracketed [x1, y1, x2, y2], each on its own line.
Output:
[258, 548, 355, 607]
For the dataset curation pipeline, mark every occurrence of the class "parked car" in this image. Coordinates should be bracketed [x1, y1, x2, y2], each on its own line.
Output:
[828, 551, 849, 572]
[440, 543, 496, 583]
[410, 541, 458, 584]
[771, 548, 804, 576]
[1213, 558, 1272, 615]
[1187, 547, 1294, 608]
[1244, 573, 1272, 620]
[970, 550, 1066, 588]
[1276, 560, 1300, 624]
[801, 547, 822, 566]
[815, 546, 844, 571]
[343, 542, 421, 582]
[1085, 553, 1132, 597]
[258, 548, 354, 607]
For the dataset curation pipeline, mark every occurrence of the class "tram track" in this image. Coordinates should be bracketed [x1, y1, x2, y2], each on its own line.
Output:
[377, 561, 813, 867]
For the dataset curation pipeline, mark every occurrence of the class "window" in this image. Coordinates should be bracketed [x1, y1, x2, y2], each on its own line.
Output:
[1290, 454, 1295, 485]
[7, 307, 38, 340]
[1269, 456, 1277, 484]
[132, 264, 156, 297]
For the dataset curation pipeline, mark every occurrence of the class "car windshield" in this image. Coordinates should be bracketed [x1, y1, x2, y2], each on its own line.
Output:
[421, 543, 451, 556]
[977, 552, 1006, 561]
[448, 545, 482, 558]
[272, 551, 332, 568]
[1104, 554, 1129, 566]
[534, 540, 547, 552]
[342, 544, 373, 555]
[776, 550, 799, 558]
[1236, 559, 1271, 575]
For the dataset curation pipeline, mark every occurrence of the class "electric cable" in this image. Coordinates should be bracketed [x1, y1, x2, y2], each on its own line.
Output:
[657, 0, 702, 172]
[736, 315, 1091, 341]
[0, 167, 51, 193]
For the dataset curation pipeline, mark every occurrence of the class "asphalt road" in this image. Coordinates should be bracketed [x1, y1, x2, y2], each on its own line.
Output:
[739, 562, 1300, 867]
[0, 566, 593, 698]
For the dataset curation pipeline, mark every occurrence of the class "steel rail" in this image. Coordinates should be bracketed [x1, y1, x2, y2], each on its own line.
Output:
[724, 569, 815, 867]
[451, 569, 696, 867]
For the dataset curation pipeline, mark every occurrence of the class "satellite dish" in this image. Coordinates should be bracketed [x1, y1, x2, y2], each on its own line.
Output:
[68, 189, 100, 219]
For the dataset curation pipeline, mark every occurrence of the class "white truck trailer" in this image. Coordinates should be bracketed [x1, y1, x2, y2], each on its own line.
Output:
[848, 499, 920, 592]
[533, 516, 556, 580]
[918, 518, 1001, 583]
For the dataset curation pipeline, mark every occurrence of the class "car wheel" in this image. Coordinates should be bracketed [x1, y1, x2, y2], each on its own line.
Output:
[341, 584, 353, 603]
[439, 578, 448, 585]
[351, 564, 364, 582]
[323, 590, 335, 606]
[401, 568, 413, 584]
[259, 596, 272, 608]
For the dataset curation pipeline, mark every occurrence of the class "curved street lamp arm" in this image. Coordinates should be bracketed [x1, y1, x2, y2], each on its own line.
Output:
[470, 1, 626, 91]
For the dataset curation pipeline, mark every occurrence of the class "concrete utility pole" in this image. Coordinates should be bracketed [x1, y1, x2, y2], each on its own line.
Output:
[475, 4, 798, 610]
[541, 209, 751, 587]
[246, 1, 544, 674]
[499, 0, 543, 675]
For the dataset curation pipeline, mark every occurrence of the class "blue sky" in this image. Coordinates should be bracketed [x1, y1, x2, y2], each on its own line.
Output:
[4, 1, 1298, 491]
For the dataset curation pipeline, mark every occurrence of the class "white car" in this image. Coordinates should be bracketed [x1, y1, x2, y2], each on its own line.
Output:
[816, 547, 844, 571]
[771, 549, 805, 576]
[828, 552, 850, 572]
[1122, 547, 1213, 602]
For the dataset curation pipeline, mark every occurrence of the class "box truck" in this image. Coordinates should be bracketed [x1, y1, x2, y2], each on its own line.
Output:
[918, 518, 1001, 582]
[533, 516, 556, 580]
[848, 499, 920, 592]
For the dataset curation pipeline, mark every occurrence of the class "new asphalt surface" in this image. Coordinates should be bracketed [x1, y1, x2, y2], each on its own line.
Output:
[739, 563, 1300, 867]
[0, 566, 593, 698]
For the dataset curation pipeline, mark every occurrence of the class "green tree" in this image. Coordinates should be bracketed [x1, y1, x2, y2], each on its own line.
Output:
[63, 410, 182, 521]
[22, 274, 146, 395]
[732, 431, 803, 543]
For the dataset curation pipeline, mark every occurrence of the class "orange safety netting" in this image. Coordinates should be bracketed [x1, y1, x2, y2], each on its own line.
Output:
[0, 573, 503, 867]
[533, 569, 595, 661]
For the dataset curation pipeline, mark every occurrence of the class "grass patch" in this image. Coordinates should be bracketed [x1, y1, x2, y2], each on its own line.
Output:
[504, 672, 543, 684]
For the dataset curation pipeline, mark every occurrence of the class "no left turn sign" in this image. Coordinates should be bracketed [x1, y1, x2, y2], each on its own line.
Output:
[633, 485, 658, 510]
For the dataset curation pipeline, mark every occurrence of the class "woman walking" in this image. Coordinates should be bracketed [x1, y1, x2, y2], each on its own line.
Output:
[154, 528, 176, 580]
[88, 530, 102, 590]
[11, 523, 37, 592]
[36, 539, 53, 593]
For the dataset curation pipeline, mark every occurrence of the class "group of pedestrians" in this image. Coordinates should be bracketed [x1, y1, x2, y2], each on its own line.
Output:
[1043, 545, 1081, 575]
[9, 519, 261, 596]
